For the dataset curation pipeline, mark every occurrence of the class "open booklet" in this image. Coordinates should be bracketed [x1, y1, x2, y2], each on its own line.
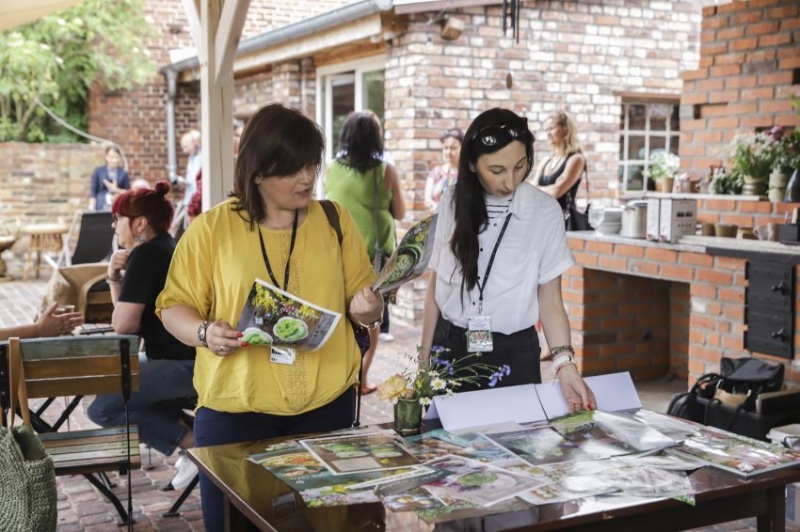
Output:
[235, 278, 341, 351]
[372, 214, 437, 295]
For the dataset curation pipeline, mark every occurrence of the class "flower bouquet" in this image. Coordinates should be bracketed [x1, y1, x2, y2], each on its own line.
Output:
[377, 348, 511, 436]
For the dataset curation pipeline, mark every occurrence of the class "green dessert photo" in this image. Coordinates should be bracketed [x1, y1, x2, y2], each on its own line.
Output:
[273, 316, 309, 342]
[242, 327, 273, 345]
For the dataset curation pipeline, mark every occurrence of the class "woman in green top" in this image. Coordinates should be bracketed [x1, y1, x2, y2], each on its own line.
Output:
[325, 111, 406, 394]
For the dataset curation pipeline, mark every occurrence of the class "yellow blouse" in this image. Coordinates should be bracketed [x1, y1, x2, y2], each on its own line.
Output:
[156, 199, 376, 415]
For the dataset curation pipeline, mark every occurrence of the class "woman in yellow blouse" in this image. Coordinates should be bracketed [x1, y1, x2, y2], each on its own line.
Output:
[156, 103, 383, 531]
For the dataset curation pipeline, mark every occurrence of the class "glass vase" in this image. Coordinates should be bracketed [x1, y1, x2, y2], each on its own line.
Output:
[393, 398, 422, 436]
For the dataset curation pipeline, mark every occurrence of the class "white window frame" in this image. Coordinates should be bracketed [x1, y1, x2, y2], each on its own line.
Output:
[619, 100, 680, 192]
[316, 56, 386, 164]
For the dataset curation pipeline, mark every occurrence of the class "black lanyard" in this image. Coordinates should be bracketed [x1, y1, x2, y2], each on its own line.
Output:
[258, 211, 298, 291]
[476, 213, 512, 314]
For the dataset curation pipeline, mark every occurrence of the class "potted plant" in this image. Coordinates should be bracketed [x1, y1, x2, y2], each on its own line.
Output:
[377, 348, 510, 436]
[646, 151, 680, 193]
[729, 131, 779, 196]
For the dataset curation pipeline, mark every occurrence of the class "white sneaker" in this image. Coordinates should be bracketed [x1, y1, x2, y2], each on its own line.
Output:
[171, 453, 198, 490]
[379, 332, 394, 342]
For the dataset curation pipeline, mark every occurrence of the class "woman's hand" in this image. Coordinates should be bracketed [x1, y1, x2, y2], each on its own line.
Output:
[557, 364, 596, 413]
[205, 320, 245, 357]
[107, 250, 130, 280]
[349, 288, 383, 327]
[36, 302, 84, 337]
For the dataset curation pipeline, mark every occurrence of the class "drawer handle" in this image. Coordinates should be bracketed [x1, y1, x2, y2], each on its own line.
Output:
[770, 280, 789, 295]
[771, 328, 788, 341]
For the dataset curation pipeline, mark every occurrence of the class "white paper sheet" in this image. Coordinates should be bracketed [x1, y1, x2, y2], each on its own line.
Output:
[424, 372, 641, 432]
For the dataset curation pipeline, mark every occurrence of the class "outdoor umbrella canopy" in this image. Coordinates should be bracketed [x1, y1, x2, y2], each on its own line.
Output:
[0, 0, 85, 31]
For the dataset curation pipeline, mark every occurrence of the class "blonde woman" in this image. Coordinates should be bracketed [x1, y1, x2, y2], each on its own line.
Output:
[533, 111, 586, 217]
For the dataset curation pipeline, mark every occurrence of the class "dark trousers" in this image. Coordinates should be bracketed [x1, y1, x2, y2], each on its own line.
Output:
[194, 388, 355, 531]
[432, 316, 541, 392]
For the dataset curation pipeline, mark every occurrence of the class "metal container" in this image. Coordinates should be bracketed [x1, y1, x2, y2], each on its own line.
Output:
[621, 201, 648, 239]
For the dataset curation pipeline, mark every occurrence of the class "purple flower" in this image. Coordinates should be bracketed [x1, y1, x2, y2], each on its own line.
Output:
[502, 364, 511, 376]
[488, 374, 499, 387]
[770, 126, 785, 142]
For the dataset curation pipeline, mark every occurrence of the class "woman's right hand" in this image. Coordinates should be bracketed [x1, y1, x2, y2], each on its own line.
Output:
[205, 320, 245, 357]
[107, 249, 130, 280]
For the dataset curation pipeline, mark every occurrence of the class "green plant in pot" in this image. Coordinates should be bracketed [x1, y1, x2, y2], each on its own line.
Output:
[646, 151, 680, 193]
[729, 131, 778, 196]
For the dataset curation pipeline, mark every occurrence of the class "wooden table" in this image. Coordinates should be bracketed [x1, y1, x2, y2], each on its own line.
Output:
[20, 223, 68, 280]
[188, 423, 800, 532]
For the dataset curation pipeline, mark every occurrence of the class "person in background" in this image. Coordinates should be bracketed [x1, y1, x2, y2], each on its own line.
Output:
[87, 182, 198, 490]
[188, 119, 245, 221]
[131, 177, 152, 190]
[156, 103, 382, 530]
[425, 128, 463, 210]
[0, 302, 83, 341]
[532, 110, 586, 216]
[325, 111, 406, 395]
[89, 145, 130, 211]
[420, 108, 595, 413]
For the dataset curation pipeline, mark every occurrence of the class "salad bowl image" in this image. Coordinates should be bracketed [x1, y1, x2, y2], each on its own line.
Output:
[242, 327, 273, 346]
[273, 316, 309, 343]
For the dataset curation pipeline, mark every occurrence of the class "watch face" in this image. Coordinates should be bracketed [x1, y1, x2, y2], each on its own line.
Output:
[198, 322, 207, 343]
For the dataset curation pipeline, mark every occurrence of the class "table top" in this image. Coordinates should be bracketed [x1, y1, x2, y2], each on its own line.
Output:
[189, 423, 800, 532]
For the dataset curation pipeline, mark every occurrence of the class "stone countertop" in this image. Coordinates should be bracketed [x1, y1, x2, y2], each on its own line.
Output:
[567, 231, 800, 257]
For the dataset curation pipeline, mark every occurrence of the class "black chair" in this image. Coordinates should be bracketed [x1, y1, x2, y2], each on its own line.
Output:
[44, 211, 115, 269]
[155, 396, 200, 518]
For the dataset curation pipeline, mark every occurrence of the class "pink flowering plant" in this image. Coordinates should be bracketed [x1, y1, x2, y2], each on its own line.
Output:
[729, 131, 779, 181]
[377, 347, 511, 406]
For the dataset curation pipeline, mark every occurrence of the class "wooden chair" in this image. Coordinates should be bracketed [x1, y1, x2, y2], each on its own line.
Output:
[0, 335, 141, 525]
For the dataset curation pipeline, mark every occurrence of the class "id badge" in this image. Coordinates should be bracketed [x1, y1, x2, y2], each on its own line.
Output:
[466, 315, 493, 352]
[270, 346, 296, 365]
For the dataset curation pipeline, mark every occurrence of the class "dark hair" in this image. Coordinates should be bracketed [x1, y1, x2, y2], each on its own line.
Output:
[441, 128, 464, 144]
[451, 108, 534, 293]
[232, 104, 324, 228]
[112, 181, 173, 234]
[105, 145, 122, 157]
[336, 111, 384, 173]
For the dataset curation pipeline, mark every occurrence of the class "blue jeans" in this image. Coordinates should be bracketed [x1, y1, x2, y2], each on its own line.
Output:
[194, 387, 355, 532]
[87, 354, 196, 456]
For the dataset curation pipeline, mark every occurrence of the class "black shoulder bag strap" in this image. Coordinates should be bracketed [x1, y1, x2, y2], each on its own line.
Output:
[319, 200, 365, 428]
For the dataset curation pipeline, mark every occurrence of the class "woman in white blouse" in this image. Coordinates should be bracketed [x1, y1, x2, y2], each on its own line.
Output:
[420, 108, 595, 412]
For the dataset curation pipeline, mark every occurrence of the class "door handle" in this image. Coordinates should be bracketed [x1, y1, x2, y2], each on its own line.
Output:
[771, 328, 788, 341]
[770, 280, 789, 295]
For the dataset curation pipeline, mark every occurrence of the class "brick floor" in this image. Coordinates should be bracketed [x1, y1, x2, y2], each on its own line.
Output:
[1, 279, 796, 531]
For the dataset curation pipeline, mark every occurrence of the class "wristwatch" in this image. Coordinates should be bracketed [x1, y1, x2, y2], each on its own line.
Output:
[197, 321, 210, 347]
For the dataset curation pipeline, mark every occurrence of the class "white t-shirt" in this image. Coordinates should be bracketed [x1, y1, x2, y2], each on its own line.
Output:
[429, 181, 575, 334]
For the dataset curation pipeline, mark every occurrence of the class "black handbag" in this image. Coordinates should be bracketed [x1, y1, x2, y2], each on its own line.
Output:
[564, 163, 591, 232]
[667, 357, 788, 440]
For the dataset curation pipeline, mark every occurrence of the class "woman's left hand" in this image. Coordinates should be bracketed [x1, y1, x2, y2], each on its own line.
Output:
[557, 364, 596, 413]
[349, 288, 383, 326]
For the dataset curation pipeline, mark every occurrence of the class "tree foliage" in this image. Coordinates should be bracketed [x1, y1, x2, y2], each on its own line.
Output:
[0, 0, 157, 142]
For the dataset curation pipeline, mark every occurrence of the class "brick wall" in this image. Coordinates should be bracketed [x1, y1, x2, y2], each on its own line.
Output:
[383, 1, 700, 219]
[680, 0, 800, 176]
[564, 235, 800, 388]
[696, 197, 800, 229]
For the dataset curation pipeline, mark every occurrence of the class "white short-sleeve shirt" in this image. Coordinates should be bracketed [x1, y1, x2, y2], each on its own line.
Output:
[429, 181, 575, 335]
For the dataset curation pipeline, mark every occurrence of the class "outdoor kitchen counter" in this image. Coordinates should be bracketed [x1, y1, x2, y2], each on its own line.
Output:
[567, 231, 800, 259]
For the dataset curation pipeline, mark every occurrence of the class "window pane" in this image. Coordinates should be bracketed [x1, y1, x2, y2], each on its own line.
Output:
[628, 104, 646, 130]
[627, 164, 645, 191]
[648, 137, 666, 157]
[670, 135, 680, 155]
[362, 70, 385, 124]
[649, 104, 671, 132]
[619, 135, 625, 159]
[331, 75, 355, 152]
[628, 135, 646, 160]
[670, 105, 680, 132]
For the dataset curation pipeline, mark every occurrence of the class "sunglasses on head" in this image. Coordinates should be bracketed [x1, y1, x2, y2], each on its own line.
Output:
[471, 123, 531, 147]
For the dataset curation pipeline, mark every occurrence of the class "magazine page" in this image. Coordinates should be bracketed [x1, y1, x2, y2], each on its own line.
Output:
[384, 487, 446, 513]
[484, 426, 593, 467]
[299, 432, 420, 475]
[630, 408, 701, 441]
[235, 278, 341, 351]
[414, 496, 531, 525]
[403, 429, 518, 464]
[372, 214, 437, 294]
[420, 455, 543, 507]
[670, 426, 800, 477]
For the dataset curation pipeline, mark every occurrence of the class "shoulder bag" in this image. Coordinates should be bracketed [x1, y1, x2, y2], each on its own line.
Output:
[0, 338, 57, 532]
[564, 156, 591, 232]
